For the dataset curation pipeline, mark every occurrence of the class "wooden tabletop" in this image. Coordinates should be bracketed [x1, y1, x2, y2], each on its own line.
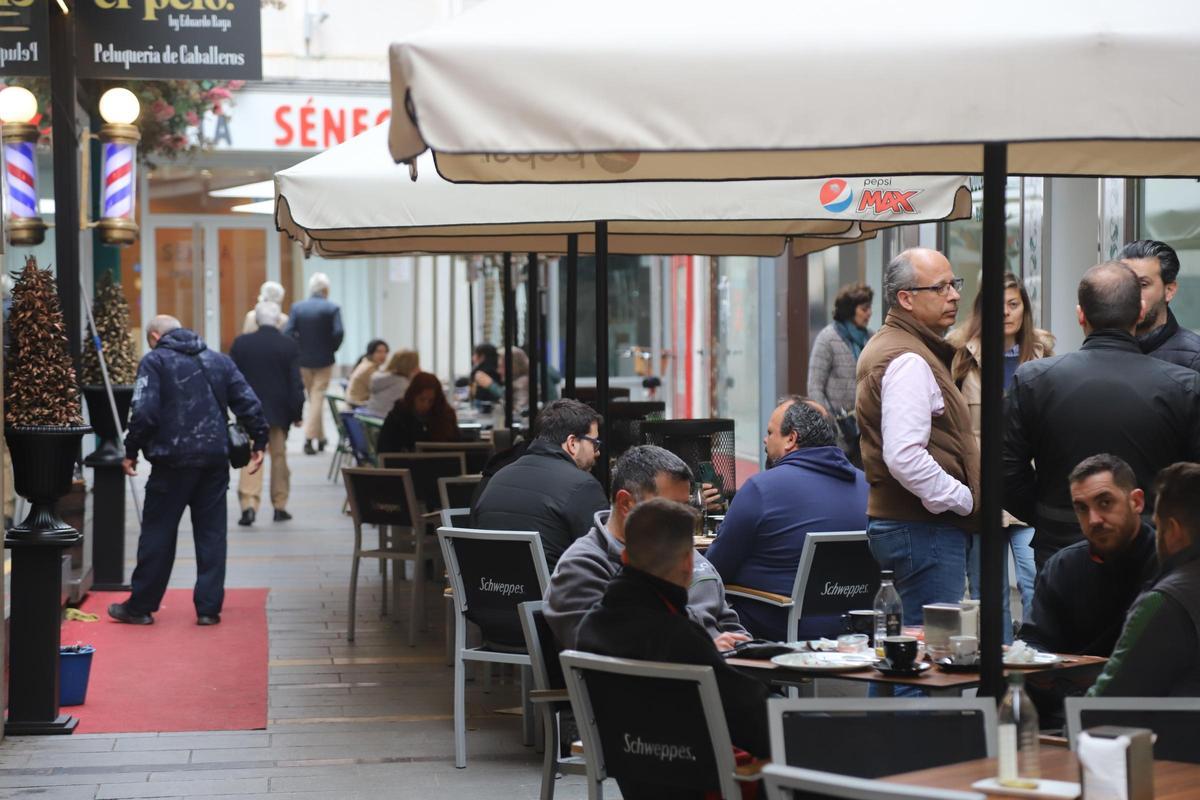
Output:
[728, 654, 1107, 691]
[885, 748, 1200, 799]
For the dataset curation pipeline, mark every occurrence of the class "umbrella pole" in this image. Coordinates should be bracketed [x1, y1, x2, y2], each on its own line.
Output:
[527, 252, 540, 426]
[595, 221, 610, 491]
[979, 143, 1008, 699]
[565, 234, 578, 398]
[468, 262, 476, 361]
[503, 252, 515, 430]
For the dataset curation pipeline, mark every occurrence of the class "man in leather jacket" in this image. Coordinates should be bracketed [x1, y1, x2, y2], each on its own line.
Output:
[1121, 239, 1200, 372]
[1004, 262, 1200, 567]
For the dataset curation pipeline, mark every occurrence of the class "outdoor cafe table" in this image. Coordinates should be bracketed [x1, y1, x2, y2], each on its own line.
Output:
[727, 655, 1107, 697]
[884, 747, 1199, 799]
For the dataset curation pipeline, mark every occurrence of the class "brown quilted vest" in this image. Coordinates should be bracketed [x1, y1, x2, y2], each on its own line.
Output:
[855, 309, 980, 531]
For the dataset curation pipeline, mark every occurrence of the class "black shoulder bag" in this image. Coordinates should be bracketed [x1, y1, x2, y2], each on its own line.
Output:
[192, 354, 252, 469]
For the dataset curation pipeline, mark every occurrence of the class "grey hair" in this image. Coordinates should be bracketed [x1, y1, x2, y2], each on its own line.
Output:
[308, 272, 331, 295]
[883, 249, 918, 306]
[255, 300, 282, 328]
[611, 445, 693, 503]
[779, 396, 836, 448]
[146, 314, 181, 339]
[258, 281, 285, 304]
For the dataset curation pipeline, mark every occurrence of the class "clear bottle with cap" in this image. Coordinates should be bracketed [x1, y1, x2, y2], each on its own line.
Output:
[873, 569, 902, 657]
[997, 672, 1040, 787]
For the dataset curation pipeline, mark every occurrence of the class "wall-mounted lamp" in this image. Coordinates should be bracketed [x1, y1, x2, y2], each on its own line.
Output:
[93, 88, 140, 246]
[0, 85, 46, 246]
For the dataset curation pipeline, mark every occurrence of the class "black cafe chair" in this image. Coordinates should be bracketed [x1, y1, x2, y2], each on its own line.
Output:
[1065, 697, 1200, 763]
[342, 467, 439, 646]
[417, 440, 494, 474]
[761, 763, 986, 800]
[725, 531, 876, 642]
[439, 526, 549, 769]
[518, 601, 588, 800]
[768, 697, 995, 779]
[379, 451, 467, 517]
[438, 475, 483, 512]
[561, 650, 763, 800]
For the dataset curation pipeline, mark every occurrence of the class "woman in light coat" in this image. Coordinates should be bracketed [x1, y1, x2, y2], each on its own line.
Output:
[365, 349, 420, 417]
[950, 272, 1054, 630]
[807, 282, 873, 465]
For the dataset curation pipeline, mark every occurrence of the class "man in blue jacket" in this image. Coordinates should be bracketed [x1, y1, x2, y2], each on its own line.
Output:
[110, 316, 268, 626]
[706, 397, 869, 641]
[284, 272, 343, 455]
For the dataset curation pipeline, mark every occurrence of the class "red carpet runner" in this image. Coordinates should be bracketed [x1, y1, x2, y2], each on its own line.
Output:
[60, 588, 269, 734]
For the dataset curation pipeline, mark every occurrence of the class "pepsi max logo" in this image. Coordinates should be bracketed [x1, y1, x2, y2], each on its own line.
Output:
[820, 179, 854, 213]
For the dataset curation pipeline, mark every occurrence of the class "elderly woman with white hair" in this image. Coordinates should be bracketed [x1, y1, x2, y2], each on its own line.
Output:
[282, 272, 344, 454]
[241, 281, 289, 334]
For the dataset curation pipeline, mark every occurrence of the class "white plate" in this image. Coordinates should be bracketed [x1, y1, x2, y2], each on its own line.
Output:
[971, 778, 1080, 799]
[770, 651, 877, 672]
[1003, 652, 1063, 669]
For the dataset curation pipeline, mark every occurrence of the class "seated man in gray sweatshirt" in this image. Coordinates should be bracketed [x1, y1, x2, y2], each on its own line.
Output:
[544, 445, 750, 651]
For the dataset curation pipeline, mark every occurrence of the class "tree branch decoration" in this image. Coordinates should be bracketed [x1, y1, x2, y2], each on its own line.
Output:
[80, 272, 139, 386]
[5, 256, 83, 428]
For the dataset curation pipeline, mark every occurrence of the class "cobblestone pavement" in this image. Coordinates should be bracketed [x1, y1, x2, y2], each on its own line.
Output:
[0, 426, 600, 799]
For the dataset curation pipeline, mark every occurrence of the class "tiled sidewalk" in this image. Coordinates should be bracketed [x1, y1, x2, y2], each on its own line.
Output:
[0, 428, 596, 799]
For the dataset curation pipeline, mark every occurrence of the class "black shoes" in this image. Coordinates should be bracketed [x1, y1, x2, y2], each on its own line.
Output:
[238, 508, 255, 527]
[273, 509, 292, 522]
[196, 614, 221, 626]
[318, 438, 328, 452]
[304, 439, 317, 455]
[108, 602, 153, 625]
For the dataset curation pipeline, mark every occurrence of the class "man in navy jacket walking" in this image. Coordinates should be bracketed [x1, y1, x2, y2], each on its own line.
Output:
[111, 316, 268, 626]
[706, 397, 869, 641]
[284, 272, 343, 454]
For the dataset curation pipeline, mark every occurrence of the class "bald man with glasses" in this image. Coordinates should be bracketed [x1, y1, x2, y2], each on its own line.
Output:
[854, 248, 980, 629]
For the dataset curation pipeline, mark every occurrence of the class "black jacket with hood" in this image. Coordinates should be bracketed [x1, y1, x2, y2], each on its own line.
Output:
[125, 328, 269, 468]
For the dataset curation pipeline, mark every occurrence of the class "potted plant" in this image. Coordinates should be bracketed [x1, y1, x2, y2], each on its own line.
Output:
[4, 256, 92, 540]
[80, 272, 139, 464]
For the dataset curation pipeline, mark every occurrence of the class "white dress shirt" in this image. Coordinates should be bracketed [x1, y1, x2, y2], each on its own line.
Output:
[879, 352, 974, 517]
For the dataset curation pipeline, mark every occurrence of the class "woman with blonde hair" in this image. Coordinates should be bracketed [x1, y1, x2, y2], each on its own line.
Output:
[241, 281, 289, 333]
[950, 272, 1054, 629]
[365, 349, 420, 417]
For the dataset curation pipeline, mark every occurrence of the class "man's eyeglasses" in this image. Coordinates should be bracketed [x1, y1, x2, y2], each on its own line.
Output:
[579, 435, 602, 451]
[904, 277, 964, 296]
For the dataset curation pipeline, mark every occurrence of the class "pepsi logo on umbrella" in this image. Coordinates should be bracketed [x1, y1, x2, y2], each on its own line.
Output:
[819, 178, 853, 213]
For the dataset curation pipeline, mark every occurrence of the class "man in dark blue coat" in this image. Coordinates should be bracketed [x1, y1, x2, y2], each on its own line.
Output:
[230, 301, 304, 526]
[706, 397, 869, 641]
[111, 316, 268, 626]
[283, 272, 343, 454]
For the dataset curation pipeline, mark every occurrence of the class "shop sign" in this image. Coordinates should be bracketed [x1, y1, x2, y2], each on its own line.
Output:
[193, 90, 391, 151]
[0, 0, 49, 77]
[76, 0, 262, 80]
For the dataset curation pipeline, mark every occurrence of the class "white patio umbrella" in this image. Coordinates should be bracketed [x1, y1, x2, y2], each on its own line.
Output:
[385, 0, 1200, 697]
[275, 125, 971, 453]
[277, 126, 968, 258]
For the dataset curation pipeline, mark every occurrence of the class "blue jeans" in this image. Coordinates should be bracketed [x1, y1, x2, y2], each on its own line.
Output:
[866, 518, 969, 626]
[128, 465, 230, 617]
[965, 531, 1015, 645]
[1008, 526, 1036, 622]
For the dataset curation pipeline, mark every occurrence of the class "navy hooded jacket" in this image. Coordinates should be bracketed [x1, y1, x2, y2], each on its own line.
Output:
[124, 328, 269, 468]
[705, 446, 869, 641]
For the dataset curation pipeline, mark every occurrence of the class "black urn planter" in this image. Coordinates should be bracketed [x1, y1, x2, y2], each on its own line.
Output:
[82, 384, 134, 465]
[5, 425, 92, 542]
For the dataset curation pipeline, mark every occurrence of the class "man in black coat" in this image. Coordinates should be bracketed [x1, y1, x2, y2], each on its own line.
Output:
[1019, 454, 1158, 657]
[471, 398, 607, 570]
[113, 316, 268, 626]
[577, 498, 769, 799]
[230, 301, 304, 526]
[1004, 261, 1200, 567]
[1121, 239, 1200, 372]
[283, 272, 343, 454]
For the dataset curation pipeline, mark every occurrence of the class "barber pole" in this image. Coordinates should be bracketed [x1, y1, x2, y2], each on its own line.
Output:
[96, 122, 140, 246]
[2, 121, 45, 246]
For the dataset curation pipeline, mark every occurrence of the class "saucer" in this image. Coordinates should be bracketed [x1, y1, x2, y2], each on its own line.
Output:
[874, 660, 931, 677]
[936, 657, 981, 673]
